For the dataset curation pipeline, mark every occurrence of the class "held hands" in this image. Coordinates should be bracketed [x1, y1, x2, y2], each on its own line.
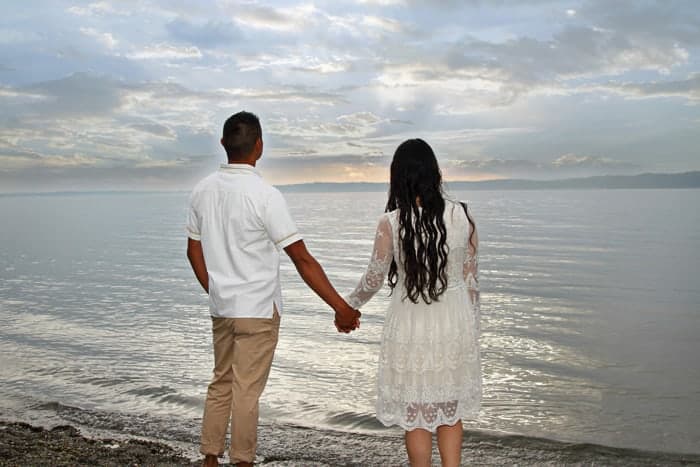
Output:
[334, 304, 361, 333]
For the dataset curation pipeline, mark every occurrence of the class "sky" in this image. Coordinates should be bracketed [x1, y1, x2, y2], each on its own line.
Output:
[1, 0, 699, 191]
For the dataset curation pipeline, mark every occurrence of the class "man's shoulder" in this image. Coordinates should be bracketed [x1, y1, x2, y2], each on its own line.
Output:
[188, 173, 221, 205]
[189, 171, 282, 201]
[192, 172, 219, 190]
[248, 175, 284, 200]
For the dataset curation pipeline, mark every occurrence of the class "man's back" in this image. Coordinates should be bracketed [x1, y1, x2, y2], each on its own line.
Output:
[187, 163, 301, 318]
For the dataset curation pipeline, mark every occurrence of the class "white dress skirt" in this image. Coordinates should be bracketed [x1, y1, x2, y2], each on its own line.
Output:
[347, 200, 481, 432]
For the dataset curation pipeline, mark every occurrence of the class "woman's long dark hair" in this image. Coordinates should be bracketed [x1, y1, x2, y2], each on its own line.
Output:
[386, 139, 449, 304]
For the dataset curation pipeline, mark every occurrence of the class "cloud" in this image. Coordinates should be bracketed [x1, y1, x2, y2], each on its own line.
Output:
[0, 73, 221, 182]
[128, 121, 177, 138]
[1, 71, 357, 162]
[291, 62, 350, 74]
[18, 72, 125, 117]
[447, 25, 689, 86]
[165, 18, 241, 48]
[551, 154, 638, 169]
[361, 15, 404, 33]
[362, 0, 699, 113]
[0, 86, 46, 100]
[219, 86, 347, 105]
[0, 156, 213, 192]
[337, 111, 383, 126]
[0, 146, 42, 166]
[232, 3, 316, 32]
[448, 158, 536, 171]
[265, 154, 388, 167]
[233, 47, 359, 75]
[128, 43, 203, 60]
[80, 27, 118, 49]
[259, 153, 391, 184]
[0, 144, 100, 171]
[131, 156, 192, 169]
[443, 154, 640, 180]
[0, 70, 379, 189]
[67, 2, 124, 17]
[591, 74, 700, 102]
[356, 0, 404, 5]
[578, 0, 700, 47]
[266, 112, 386, 141]
[0, 28, 41, 44]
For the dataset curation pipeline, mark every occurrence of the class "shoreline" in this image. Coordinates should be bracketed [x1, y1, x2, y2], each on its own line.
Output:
[3, 419, 700, 466]
[0, 421, 196, 467]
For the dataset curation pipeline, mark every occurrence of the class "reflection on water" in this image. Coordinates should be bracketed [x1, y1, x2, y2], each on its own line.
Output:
[0, 189, 699, 454]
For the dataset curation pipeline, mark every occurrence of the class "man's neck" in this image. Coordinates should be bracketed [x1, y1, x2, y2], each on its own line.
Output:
[227, 159, 256, 167]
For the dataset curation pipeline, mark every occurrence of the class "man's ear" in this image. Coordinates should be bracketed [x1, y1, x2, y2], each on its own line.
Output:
[220, 137, 225, 148]
[256, 137, 263, 158]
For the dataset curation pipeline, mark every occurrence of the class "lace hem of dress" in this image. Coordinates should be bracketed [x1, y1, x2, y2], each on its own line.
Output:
[376, 402, 480, 433]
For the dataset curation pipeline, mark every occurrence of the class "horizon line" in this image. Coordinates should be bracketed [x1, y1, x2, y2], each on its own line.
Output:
[1, 170, 698, 196]
[276, 169, 700, 187]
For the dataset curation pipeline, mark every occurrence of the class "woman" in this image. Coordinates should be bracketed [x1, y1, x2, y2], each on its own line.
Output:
[346, 139, 481, 467]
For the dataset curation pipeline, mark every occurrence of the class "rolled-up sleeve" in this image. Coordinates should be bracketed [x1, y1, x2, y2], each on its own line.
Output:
[263, 189, 302, 249]
[186, 194, 202, 241]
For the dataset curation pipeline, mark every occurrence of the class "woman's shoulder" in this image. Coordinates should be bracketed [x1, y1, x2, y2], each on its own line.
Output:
[379, 209, 398, 223]
[442, 197, 461, 214]
[377, 210, 400, 231]
[442, 198, 476, 230]
[383, 207, 399, 217]
[445, 197, 475, 215]
[444, 196, 470, 207]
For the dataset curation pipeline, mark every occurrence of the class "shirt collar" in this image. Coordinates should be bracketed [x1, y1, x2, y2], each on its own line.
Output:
[219, 163, 261, 177]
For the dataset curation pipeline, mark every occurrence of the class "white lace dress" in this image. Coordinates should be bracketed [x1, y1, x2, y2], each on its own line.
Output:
[346, 200, 481, 432]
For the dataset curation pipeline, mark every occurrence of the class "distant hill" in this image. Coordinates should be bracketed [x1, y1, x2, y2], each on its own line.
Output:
[278, 171, 700, 192]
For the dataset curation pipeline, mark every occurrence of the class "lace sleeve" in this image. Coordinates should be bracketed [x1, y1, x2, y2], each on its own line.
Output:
[346, 215, 394, 310]
[463, 206, 480, 331]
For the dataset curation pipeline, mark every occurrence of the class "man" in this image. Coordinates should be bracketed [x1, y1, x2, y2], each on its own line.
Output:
[186, 111, 361, 467]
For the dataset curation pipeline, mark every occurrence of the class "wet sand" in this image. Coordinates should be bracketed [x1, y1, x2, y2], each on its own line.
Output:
[3, 419, 700, 466]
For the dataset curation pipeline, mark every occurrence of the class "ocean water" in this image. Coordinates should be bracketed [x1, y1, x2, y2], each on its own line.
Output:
[0, 188, 699, 458]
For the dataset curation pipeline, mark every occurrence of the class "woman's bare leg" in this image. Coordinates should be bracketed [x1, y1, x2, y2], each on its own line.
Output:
[436, 421, 462, 467]
[405, 428, 432, 467]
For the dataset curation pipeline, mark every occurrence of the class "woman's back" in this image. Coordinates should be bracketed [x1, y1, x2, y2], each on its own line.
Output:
[386, 200, 473, 296]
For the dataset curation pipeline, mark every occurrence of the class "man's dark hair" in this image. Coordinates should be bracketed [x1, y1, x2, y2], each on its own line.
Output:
[222, 111, 262, 160]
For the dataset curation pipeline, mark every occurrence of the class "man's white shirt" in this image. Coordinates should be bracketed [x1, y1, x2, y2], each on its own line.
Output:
[187, 163, 302, 318]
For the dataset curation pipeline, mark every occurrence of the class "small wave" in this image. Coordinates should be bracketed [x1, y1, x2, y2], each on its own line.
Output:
[33, 400, 78, 413]
[158, 393, 202, 409]
[28, 400, 200, 444]
[324, 411, 387, 431]
[83, 376, 143, 388]
[124, 385, 177, 398]
[120, 385, 202, 409]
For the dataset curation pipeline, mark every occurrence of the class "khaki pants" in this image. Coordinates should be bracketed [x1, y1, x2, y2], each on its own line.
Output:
[200, 310, 280, 463]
